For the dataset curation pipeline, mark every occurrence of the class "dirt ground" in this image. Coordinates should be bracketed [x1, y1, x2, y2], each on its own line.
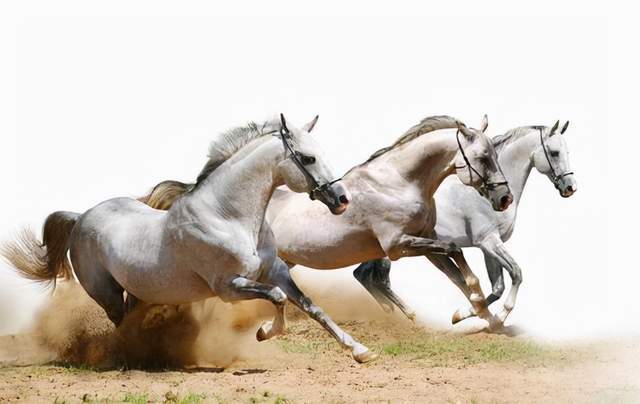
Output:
[1, 316, 639, 404]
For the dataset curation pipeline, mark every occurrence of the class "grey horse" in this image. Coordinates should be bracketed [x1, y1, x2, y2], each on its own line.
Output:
[2, 115, 381, 363]
[354, 120, 577, 326]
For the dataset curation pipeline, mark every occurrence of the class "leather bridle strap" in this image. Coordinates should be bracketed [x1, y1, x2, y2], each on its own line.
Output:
[455, 130, 508, 191]
[278, 124, 340, 200]
[538, 127, 574, 186]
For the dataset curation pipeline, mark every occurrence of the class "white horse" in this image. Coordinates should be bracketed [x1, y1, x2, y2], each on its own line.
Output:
[140, 115, 514, 329]
[2, 115, 380, 363]
[354, 120, 577, 326]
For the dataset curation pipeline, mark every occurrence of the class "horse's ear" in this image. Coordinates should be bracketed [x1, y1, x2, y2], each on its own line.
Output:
[549, 120, 559, 136]
[280, 113, 289, 132]
[302, 115, 319, 133]
[560, 120, 570, 134]
[456, 121, 474, 138]
[479, 114, 489, 133]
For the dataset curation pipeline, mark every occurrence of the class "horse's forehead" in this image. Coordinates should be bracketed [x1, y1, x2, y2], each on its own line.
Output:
[295, 132, 320, 151]
[550, 133, 568, 149]
[469, 132, 493, 151]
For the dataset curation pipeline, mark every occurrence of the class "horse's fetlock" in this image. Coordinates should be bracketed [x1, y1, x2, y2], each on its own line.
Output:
[465, 277, 480, 288]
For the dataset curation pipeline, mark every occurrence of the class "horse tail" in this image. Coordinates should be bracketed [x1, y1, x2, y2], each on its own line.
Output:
[1, 211, 79, 287]
[138, 180, 194, 210]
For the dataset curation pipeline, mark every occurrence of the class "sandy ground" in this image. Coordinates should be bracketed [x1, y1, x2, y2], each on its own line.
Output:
[1, 317, 639, 404]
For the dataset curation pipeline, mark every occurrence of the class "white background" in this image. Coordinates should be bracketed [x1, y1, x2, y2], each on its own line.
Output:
[0, 2, 636, 339]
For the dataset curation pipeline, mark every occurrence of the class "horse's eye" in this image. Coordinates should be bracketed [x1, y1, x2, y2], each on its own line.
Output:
[300, 155, 316, 165]
[550, 151, 560, 157]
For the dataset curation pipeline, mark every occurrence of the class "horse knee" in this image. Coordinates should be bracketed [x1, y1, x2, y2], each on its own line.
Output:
[512, 267, 523, 286]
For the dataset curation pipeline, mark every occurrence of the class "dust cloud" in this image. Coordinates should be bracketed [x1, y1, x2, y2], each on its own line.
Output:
[23, 282, 276, 369]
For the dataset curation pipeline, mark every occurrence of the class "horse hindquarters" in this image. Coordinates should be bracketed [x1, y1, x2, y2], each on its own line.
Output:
[69, 223, 127, 326]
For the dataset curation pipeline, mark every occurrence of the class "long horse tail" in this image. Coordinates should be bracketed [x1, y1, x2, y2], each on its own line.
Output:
[1, 211, 79, 287]
[138, 180, 194, 210]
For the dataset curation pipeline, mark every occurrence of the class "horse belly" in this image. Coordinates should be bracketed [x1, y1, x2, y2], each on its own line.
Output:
[278, 228, 385, 269]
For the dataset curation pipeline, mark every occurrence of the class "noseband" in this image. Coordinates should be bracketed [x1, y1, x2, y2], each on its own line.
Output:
[455, 130, 508, 192]
[538, 127, 574, 188]
[278, 123, 341, 201]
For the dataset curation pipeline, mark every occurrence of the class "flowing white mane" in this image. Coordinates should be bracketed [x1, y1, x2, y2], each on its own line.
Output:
[364, 115, 461, 163]
[195, 118, 281, 185]
[492, 125, 546, 152]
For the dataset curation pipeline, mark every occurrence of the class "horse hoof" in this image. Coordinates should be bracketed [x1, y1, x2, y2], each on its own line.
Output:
[353, 348, 378, 363]
[256, 321, 272, 341]
[451, 309, 464, 324]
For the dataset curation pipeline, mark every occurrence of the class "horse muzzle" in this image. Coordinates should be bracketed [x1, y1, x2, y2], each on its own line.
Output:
[556, 174, 577, 198]
[310, 181, 350, 215]
[486, 184, 513, 212]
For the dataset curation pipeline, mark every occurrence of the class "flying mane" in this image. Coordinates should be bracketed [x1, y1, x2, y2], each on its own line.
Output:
[194, 118, 281, 186]
[363, 115, 461, 164]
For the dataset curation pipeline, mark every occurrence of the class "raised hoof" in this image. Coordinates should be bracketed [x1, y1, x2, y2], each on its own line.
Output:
[256, 322, 272, 342]
[353, 349, 378, 363]
[451, 308, 464, 324]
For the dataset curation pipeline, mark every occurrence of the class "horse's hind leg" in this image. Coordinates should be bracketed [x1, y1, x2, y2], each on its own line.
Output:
[124, 292, 141, 314]
[353, 258, 416, 321]
[262, 258, 377, 363]
[74, 263, 126, 326]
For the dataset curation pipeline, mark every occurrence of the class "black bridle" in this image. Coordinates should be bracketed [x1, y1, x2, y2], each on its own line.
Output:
[455, 130, 509, 193]
[278, 118, 341, 201]
[538, 127, 574, 188]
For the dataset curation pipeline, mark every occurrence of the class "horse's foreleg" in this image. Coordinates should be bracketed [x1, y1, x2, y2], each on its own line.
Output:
[353, 258, 416, 321]
[484, 252, 506, 307]
[484, 240, 522, 324]
[256, 303, 285, 341]
[219, 276, 288, 305]
[448, 250, 498, 328]
[425, 252, 497, 329]
[217, 275, 288, 341]
[387, 235, 460, 259]
[263, 259, 378, 363]
[449, 251, 505, 324]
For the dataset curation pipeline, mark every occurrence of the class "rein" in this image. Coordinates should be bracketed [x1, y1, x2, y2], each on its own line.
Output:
[538, 127, 574, 187]
[455, 130, 508, 192]
[278, 120, 341, 201]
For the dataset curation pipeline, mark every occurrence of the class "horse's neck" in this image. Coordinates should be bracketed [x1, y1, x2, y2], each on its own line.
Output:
[383, 130, 458, 197]
[498, 130, 538, 206]
[186, 137, 283, 236]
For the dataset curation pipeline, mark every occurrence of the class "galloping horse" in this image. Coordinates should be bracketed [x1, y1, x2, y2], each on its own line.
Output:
[2, 115, 380, 363]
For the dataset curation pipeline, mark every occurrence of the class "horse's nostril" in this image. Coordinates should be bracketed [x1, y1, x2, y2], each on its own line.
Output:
[339, 195, 349, 204]
[500, 194, 512, 208]
[567, 185, 574, 192]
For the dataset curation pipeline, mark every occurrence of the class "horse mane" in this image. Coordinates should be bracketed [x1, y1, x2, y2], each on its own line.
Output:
[492, 125, 546, 153]
[193, 118, 281, 188]
[363, 115, 461, 164]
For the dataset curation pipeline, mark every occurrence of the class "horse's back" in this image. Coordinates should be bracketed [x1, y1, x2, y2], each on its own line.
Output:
[76, 197, 165, 235]
[70, 197, 166, 266]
